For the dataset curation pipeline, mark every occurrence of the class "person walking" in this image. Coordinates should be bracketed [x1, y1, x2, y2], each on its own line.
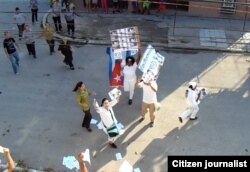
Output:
[142, 0, 151, 15]
[101, 0, 108, 13]
[64, 5, 75, 37]
[93, 97, 120, 148]
[42, 23, 55, 55]
[13, 7, 26, 40]
[73, 81, 93, 132]
[29, 0, 38, 24]
[51, 0, 62, 32]
[179, 82, 200, 123]
[58, 39, 75, 70]
[137, 71, 158, 128]
[23, 24, 37, 58]
[121, 51, 141, 105]
[3, 31, 20, 75]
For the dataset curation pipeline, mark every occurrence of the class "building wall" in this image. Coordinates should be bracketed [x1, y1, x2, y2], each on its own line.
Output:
[189, 0, 250, 19]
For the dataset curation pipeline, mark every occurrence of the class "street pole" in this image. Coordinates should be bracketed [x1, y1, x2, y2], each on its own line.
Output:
[242, 3, 249, 35]
[173, 1, 178, 35]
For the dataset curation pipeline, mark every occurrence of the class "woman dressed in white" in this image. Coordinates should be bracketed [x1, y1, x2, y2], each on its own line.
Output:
[122, 50, 141, 105]
[93, 97, 120, 149]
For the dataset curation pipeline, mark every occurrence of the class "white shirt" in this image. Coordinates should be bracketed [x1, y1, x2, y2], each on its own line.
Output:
[186, 88, 199, 106]
[96, 99, 118, 128]
[140, 81, 158, 104]
[123, 63, 137, 81]
[14, 13, 26, 25]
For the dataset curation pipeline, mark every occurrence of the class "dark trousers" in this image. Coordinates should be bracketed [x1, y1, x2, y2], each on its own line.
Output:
[66, 19, 75, 35]
[63, 56, 74, 68]
[17, 24, 25, 38]
[31, 8, 38, 23]
[82, 109, 92, 128]
[52, 16, 62, 32]
[26, 42, 36, 57]
[46, 39, 55, 53]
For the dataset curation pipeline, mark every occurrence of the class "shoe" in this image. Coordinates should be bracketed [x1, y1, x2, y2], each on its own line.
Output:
[155, 102, 161, 111]
[138, 117, 144, 123]
[15, 72, 19, 75]
[178, 117, 183, 123]
[109, 142, 117, 149]
[86, 127, 92, 132]
[33, 55, 37, 59]
[70, 67, 75, 70]
[82, 124, 85, 128]
[128, 99, 132, 105]
[149, 122, 154, 128]
[190, 117, 198, 120]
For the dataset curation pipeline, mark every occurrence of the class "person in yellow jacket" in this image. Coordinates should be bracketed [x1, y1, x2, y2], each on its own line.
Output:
[42, 23, 55, 55]
[73, 81, 93, 132]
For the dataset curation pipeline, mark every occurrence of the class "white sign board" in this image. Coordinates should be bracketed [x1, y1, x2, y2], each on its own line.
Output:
[138, 44, 165, 78]
[108, 88, 122, 100]
[110, 26, 140, 58]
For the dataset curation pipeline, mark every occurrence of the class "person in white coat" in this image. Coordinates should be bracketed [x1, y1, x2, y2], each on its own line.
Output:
[179, 82, 200, 123]
[93, 97, 120, 149]
[121, 50, 141, 105]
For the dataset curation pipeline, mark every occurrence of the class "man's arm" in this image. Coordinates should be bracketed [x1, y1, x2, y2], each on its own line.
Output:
[149, 81, 158, 92]
[3, 147, 15, 172]
[76, 153, 89, 172]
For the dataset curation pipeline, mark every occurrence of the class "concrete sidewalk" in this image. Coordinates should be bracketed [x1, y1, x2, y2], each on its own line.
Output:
[45, 8, 250, 53]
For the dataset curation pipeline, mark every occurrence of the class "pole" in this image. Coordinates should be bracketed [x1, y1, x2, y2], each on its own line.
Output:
[242, 3, 248, 35]
[173, 1, 178, 35]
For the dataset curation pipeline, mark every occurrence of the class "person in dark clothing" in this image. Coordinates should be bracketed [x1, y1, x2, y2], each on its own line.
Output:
[58, 39, 74, 70]
[64, 5, 76, 38]
[3, 31, 20, 74]
[29, 0, 38, 24]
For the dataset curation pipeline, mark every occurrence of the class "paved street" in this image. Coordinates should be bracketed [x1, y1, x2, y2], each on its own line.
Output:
[0, 0, 250, 171]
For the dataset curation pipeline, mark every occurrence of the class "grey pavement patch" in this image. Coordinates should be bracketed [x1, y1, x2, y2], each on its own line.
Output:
[200, 29, 228, 48]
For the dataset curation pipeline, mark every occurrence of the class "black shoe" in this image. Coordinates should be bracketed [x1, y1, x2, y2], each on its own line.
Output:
[190, 117, 198, 120]
[128, 99, 132, 105]
[33, 55, 37, 59]
[86, 127, 92, 132]
[149, 122, 154, 128]
[82, 123, 85, 128]
[70, 67, 75, 70]
[178, 117, 183, 123]
[109, 142, 117, 149]
[138, 117, 144, 123]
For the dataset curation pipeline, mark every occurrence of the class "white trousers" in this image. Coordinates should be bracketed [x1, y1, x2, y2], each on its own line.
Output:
[124, 79, 136, 99]
[179, 105, 199, 121]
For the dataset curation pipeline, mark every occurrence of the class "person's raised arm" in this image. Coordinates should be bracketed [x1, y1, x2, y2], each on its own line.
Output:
[76, 153, 89, 172]
[135, 48, 142, 65]
[3, 147, 15, 172]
